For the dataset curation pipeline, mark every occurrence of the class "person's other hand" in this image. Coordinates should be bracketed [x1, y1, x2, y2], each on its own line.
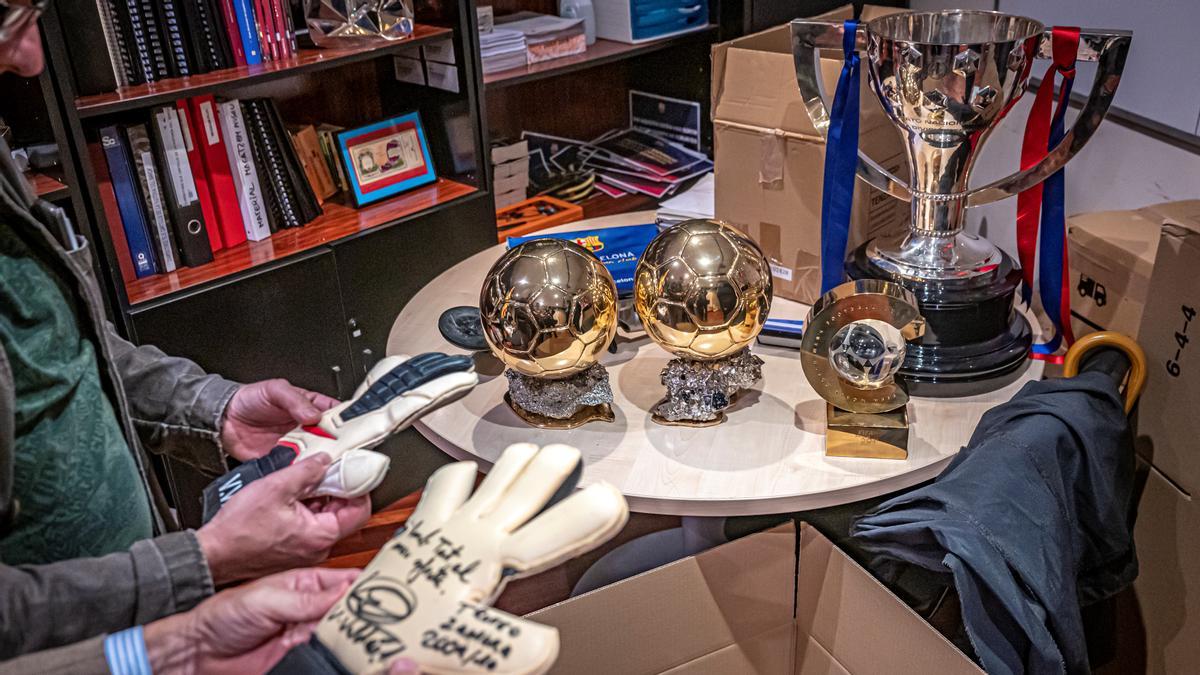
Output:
[197, 454, 371, 584]
[222, 379, 339, 462]
[144, 567, 360, 675]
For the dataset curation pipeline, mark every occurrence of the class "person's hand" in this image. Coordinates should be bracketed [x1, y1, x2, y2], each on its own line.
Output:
[222, 379, 339, 462]
[196, 454, 371, 585]
[143, 567, 360, 675]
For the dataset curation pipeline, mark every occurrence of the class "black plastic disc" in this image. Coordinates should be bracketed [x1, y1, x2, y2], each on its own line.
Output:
[438, 306, 488, 351]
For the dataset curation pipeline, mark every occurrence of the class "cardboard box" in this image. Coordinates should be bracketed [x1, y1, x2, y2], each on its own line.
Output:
[423, 38, 457, 65]
[1134, 200, 1200, 496]
[1104, 201, 1200, 673]
[712, 5, 910, 304]
[530, 523, 981, 674]
[495, 156, 531, 181]
[1067, 205, 1167, 338]
[426, 61, 460, 93]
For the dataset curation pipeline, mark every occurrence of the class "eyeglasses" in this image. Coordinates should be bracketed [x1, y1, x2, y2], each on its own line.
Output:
[0, 0, 47, 44]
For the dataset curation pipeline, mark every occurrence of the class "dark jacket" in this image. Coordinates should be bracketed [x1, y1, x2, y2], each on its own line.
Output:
[851, 372, 1138, 675]
[0, 140, 240, 669]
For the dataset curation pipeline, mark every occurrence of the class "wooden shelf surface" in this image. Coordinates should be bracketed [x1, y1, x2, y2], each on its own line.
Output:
[25, 170, 69, 200]
[76, 24, 452, 118]
[124, 177, 478, 306]
[483, 25, 717, 89]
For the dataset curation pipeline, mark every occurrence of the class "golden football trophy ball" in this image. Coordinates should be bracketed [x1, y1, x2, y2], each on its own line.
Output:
[634, 219, 773, 425]
[480, 238, 619, 428]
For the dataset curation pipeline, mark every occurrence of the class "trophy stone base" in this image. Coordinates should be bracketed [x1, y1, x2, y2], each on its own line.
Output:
[847, 242, 1032, 397]
[651, 349, 764, 425]
[825, 402, 909, 459]
[504, 364, 615, 429]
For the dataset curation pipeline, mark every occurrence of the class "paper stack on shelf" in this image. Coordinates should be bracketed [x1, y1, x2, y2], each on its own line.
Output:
[656, 173, 714, 227]
[524, 128, 712, 204]
[479, 28, 528, 74]
[495, 12, 586, 64]
[492, 139, 531, 210]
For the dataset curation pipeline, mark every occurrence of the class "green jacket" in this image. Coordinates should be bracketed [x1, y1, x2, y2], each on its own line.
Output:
[0, 141, 240, 672]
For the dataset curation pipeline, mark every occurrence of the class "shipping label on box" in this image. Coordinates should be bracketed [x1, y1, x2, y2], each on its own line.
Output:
[1135, 200, 1200, 496]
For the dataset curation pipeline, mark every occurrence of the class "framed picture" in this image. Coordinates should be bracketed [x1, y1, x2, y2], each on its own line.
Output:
[336, 112, 437, 207]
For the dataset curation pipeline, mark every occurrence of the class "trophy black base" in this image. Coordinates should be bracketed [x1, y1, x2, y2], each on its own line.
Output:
[847, 243, 1032, 397]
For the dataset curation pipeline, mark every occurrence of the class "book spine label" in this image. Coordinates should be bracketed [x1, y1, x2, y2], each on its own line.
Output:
[154, 106, 215, 266]
[100, 127, 159, 277]
[126, 124, 178, 272]
[177, 102, 224, 251]
[217, 100, 272, 241]
[193, 96, 247, 247]
[230, 0, 263, 65]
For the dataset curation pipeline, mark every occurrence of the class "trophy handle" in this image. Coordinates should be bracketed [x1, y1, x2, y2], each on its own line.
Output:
[790, 19, 913, 202]
[965, 29, 1132, 206]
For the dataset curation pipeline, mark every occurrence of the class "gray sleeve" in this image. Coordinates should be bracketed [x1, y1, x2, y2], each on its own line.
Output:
[103, 323, 241, 476]
[0, 636, 108, 675]
[0, 531, 213, 659]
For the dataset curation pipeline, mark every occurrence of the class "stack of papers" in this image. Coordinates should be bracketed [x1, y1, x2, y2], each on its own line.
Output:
[496, 12, 586, 64]
[524, 128, 713, 202]
[479, 28, 527, 74]
[656, 173, 714, 226]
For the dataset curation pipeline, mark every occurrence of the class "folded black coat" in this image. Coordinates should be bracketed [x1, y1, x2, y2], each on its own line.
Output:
[851, 372, 1137, 675]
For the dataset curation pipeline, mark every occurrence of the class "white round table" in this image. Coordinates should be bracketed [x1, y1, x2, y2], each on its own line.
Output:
[387, 211, 1044, 517]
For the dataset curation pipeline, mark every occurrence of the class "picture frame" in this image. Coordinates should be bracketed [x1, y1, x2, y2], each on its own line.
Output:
[336, 112, 437, 207]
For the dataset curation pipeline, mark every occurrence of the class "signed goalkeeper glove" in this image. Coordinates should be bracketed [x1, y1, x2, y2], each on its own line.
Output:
[313, 443, 629, 674]
[202, 353, 477, 523]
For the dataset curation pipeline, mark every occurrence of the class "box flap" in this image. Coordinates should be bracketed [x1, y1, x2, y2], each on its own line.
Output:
[1142, 199, 1200, 237]
[712, 5, 903, 137]
[530, 524, 796, 674]
[1068, 209, 1161, 280]
[795, 525, 983, 675]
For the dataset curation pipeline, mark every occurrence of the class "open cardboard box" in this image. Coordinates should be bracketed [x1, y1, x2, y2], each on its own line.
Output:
[711, 4, 910, 304]
[530, 522, 981, 674]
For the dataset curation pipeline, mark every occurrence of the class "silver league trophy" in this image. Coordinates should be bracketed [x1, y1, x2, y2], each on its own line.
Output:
[792, 11, 1131, 395]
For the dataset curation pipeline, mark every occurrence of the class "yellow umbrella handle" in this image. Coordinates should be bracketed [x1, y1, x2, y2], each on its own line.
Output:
[1063, 332, 1147, 414]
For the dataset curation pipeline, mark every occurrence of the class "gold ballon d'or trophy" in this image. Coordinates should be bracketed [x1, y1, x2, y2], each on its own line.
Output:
[480, 239, 620, 429]
[634, 219, 773, 426]
[801, 280, 926, 459]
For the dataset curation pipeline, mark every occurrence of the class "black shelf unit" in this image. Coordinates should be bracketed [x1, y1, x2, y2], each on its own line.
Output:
[39, 1, 498, 525]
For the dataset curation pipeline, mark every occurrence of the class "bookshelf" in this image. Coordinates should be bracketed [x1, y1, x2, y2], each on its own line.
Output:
[40, 0, 498, 526]
[75, 25, 453, 117]
[25, 170, 69, 200]
[124, 177, 478, 304]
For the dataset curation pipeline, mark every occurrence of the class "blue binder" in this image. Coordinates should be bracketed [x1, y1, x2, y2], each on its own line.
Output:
[100, 125, 159, 278]
[230, 0, 263, 65]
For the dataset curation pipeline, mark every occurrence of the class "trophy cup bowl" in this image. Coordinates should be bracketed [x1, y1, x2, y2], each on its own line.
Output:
[792, 10, 1131, 395]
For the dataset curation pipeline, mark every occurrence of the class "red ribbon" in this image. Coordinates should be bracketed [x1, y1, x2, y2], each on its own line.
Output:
[1018, 26, 1080, 363]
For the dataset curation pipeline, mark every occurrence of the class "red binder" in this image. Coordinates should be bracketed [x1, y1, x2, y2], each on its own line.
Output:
[216, 0, 247, 67]
[177, 100, 224, 252]
[187, 94, 247, 248]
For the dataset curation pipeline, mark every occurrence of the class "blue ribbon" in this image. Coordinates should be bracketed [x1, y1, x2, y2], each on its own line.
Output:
[1031, 76, 1074, 356]
[819, 20, 861, 294]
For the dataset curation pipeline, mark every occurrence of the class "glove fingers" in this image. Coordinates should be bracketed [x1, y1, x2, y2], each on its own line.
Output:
[409, 460, 478, 526]
[341, 354, 476, 424]
[501, 482, 629, 576]
[483, 444, 582, 533]
[310, 449, 391, 499]
[354, 355, 412, 399]
[458, 443, 540, 519]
